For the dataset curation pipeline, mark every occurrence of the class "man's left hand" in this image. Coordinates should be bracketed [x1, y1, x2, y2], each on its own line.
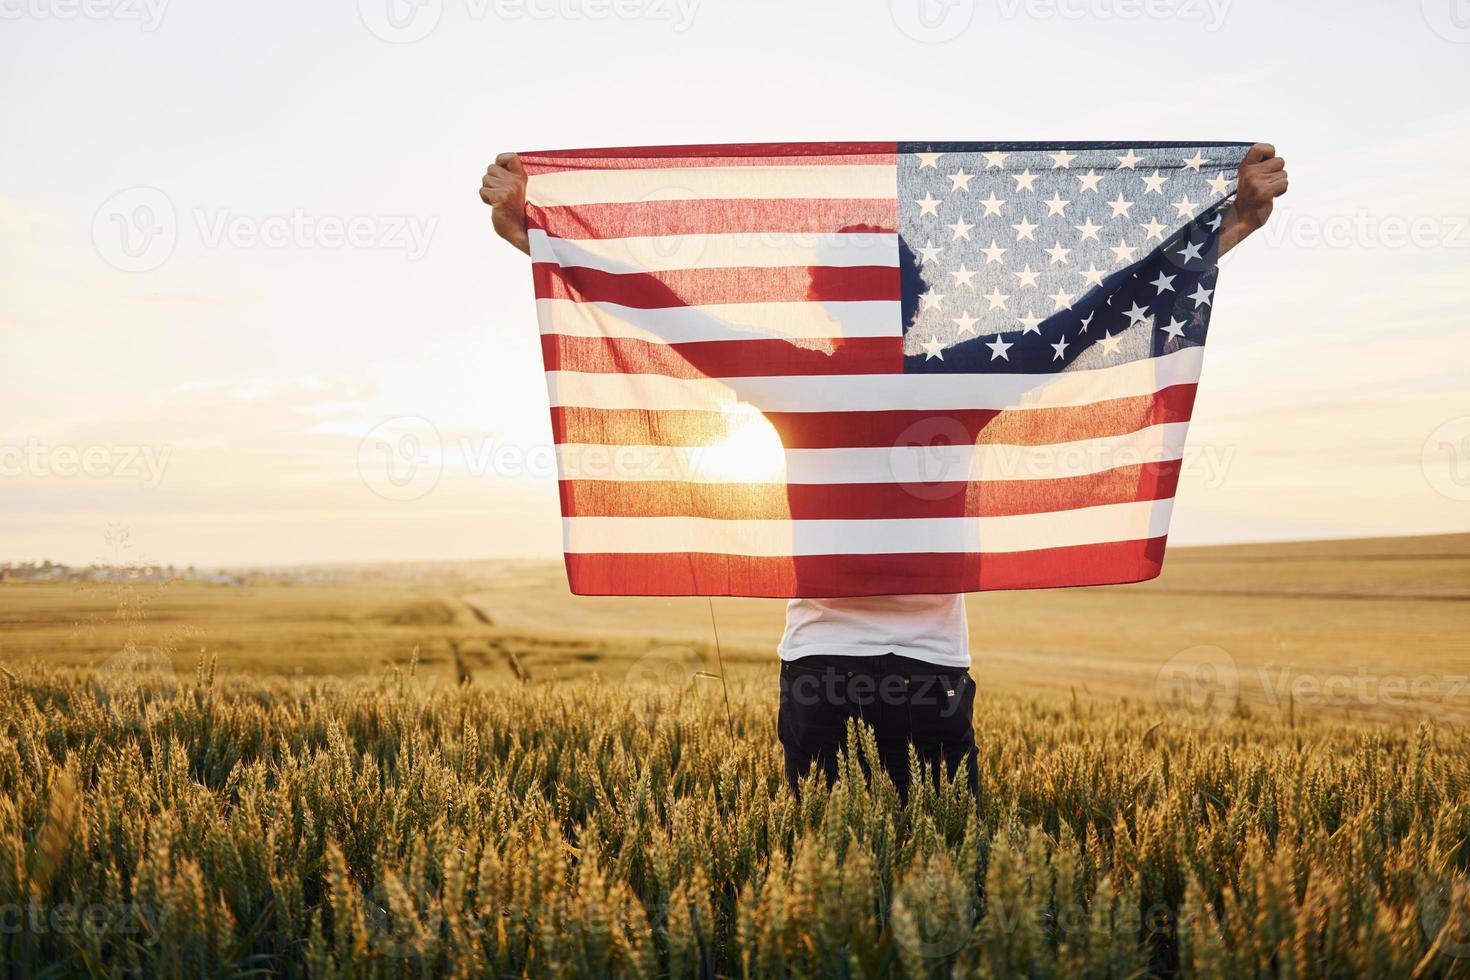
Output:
[1233, 142, 1288, 233]
[1219, 142, 1288, 255]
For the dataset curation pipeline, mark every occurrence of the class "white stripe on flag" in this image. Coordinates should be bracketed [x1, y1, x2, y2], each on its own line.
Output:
[535, 298, 903, 343]
[546, 346, 1204, 413]
[527, 165, 896, 207]
[554, 422, 1190, 484]
[529, 230, 899, 272]
[562, 498, 1176, 555]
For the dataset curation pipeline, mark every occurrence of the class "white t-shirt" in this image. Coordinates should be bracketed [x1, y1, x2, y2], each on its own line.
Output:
[777, 594, 970, 668]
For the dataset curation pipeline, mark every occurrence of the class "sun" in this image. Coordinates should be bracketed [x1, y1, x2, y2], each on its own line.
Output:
[694, 402, 787, 484]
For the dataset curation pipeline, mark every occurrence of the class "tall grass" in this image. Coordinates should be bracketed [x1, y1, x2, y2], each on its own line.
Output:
[0, 658, 1467, 978]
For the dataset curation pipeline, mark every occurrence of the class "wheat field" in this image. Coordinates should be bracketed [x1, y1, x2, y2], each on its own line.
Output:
[2, 651, 1468, 978]
[2, 536, 1468, 976]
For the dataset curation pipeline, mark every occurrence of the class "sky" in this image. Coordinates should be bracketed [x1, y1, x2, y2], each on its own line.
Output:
[2, 0, 1468, 566]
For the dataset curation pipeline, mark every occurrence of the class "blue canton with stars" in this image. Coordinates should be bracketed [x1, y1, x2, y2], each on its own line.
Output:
[896, 141, 1251, 374]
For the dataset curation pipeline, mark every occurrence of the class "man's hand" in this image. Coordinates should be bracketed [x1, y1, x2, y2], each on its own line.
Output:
[481, 152, 529, 255]
[1219, 142, 1287, 255]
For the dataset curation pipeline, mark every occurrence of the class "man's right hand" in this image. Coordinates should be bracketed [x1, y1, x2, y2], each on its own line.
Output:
[481, 152, 529, 255]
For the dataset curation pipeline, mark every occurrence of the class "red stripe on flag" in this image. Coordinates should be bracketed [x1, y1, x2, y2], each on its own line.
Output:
[526, 199, 898, 239]
[563, 536, 1168, 597]
[533, 262, 900, 308]
[521, 153, 897, 173]
[550, 385, 1199, 448]
[519, 142, 897, 174]
[558, 461, 1182, 520]
[541, 334, 903, 379]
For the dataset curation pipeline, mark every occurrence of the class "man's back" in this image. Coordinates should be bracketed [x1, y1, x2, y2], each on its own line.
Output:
[779, 593, 970, 668]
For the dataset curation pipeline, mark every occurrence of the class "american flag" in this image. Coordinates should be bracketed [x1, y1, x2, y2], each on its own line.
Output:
[520, 141, 1251, 597]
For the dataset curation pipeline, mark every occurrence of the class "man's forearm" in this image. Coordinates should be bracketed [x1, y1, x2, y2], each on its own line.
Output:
[1217, 204, 1255, 258]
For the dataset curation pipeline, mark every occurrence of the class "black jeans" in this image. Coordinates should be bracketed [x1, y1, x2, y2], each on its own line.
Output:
[777, 653, 979, 800]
